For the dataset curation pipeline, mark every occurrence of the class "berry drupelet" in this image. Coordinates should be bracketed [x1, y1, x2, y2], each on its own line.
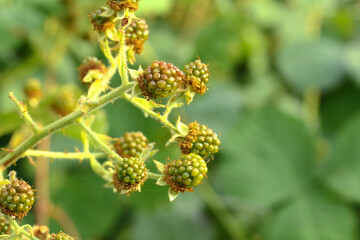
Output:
[138, 61, 185, 99]
[0, 178, 35, 220]
[114, 132, 149, 158]
[180, 121, 221, 158]
[125, 19, 149, 54]
[183, 59, 210, 95]
[113, 157, 148, 193]
[164, 153, 208, 193]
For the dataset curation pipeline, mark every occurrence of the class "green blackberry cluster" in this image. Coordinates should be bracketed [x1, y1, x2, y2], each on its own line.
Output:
[89, 7, 115, 32]
[107, 0, 140, 11]
[48, 231, 74, 240]
[50, 86, 78, 117]
[113, 157, 148, 193]
[164, 153, 208, 193]
[180, 121, 221, 158]
[138, 61, 185, 99]
[184, 59, 210, 95]
[0, 215, 10, 235]
[0, 178, 35, 220]
[125, 19, 149, 54]
[23, 78, 43, 101]
[114, 132, 149, 158]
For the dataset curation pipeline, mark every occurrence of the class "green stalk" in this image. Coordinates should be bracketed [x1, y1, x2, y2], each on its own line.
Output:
[0, 84, 134, 169]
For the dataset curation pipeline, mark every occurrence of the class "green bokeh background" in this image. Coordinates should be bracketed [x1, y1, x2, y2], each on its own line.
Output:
[1, 0, 360, 239]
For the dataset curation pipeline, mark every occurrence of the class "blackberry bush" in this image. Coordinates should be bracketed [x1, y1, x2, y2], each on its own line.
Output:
[164, 153, 208, 193]
[180, 121, 221, 158]
[0, 0, 222, 238]
[113, 157, 148, 193]
[114, 131, 149, 158]
[184, 59, 210, 95]
[0, 173, 35, 220]
[138, 61, 185, 99]
[125, 19, 149, 54]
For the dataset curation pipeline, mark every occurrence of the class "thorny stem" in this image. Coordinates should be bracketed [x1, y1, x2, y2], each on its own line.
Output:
[0, 83, 134, 169]
[198, 180, 247, 240]
[76, 120, 123, 163]
[122, 93, 178, 133]
[25, 150, 107, 160]
[9, 92, 41, 134]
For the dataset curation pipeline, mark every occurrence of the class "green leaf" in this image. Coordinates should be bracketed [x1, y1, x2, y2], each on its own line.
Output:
[215, 108, 316, 207]
[277, 39, 344, 92]
[262, 193, 357, 240]
[344, 43, 360, 86]
[324, 113, 360, 202]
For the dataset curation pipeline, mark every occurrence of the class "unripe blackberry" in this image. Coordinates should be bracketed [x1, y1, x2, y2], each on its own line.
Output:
[50, 86, 78, 117]
[114, 132, 149, 158]
[180, 121, 221, 158]
[0, 178, 35, 220]
[107, 0, 140, 12]
[89, 7, 115, 32]
[23, 78, 43, 101]
[48, 231, 74, 240]
[0, 215, 10, 235]
[113, 157, 148, 193]
[138, 61, 185, 99]
[164, 153, 208, 193]
[77, 57, 107, 84]
[33, 225, 49, 240]
[184, 59, 209, 95]
[125, 19, 149, 54]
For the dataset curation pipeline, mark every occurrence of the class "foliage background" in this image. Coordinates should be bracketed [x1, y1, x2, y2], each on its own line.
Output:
[1, 0, 360, 239]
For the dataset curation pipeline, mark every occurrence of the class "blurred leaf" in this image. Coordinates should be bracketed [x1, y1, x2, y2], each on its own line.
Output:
[324, 113, 360, 202]
[50, 165, 123, 239]
[128, 193, 215, 240]
[0, 111, 23, 137]
[344, 43, 360, 86]
[262, 193, 357, 240]
[277, 39, 344, 92]
[215, 108, 316, 207]
[137, 0, 174, 16]
[320, 81, 360, 135]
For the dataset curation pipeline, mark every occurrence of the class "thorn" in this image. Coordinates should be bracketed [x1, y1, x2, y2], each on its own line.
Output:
[1, 148, 14, 153]
[74, 147, 81, 153]
[27, 156, 36, 167]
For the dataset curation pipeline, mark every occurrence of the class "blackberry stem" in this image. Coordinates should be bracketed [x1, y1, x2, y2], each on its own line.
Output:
[9, 92, 41, 134]
[9, 219, 39, 240]
[24, 150, 107, 160]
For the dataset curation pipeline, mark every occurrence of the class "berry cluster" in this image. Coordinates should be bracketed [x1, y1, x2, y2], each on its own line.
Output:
[107, 0, 140, 12]
[125, 19, 149, 54]
[164, 153, 208, 193]
[77, 57, 107, 84]
[49, 231, 74, 240]
[33, 225, 50, 240]
[138, 61, 185, 99]
[114, 132, 149, 158]
[0, 215, 10, 235]
[180, 121, 221, 157]
[0, 178, 35, 220]
[113, 157, 148, 193]
[23, 78, 43, 101]
[89, 7, 115, 32]
[51, 86, 78, 117]
[184, 59, 210, 95]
